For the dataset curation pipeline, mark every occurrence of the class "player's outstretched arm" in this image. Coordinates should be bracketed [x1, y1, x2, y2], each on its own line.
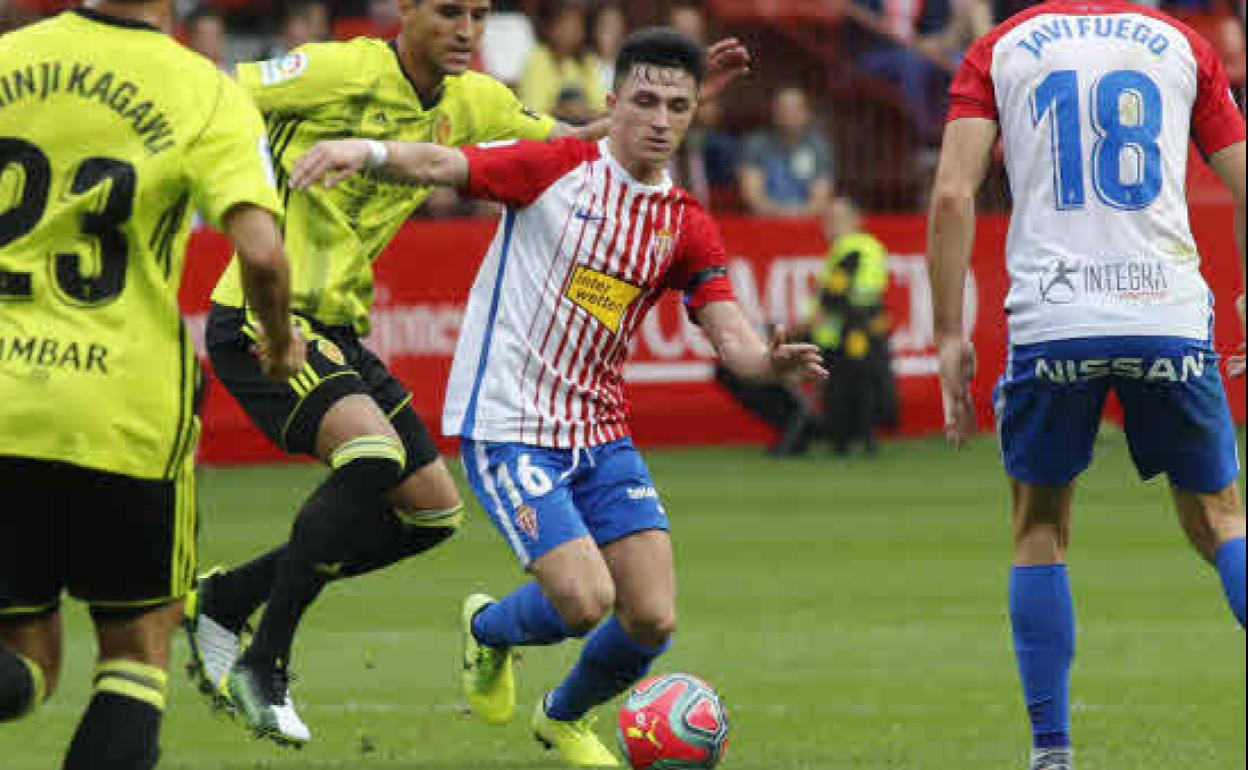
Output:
[926, 117, 997, 447]
[694, 301, 827, 384]
[223, 204, 305, 381]
[288, 139, 468, 190]
[1207, 140, 1246, 376]
[549, 38, 751, 141]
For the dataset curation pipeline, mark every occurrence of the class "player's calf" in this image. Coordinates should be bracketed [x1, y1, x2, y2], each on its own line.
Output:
[0, 645, 45, 721]
[545, 616, 671, 724]
[532, 539, 616, 635]
[338, 505, 463, 578]
[1011, 481, 1074, 566]
[1173, 483, 1247, 628]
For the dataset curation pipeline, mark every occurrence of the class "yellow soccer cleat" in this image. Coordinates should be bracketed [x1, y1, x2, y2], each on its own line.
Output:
[531, 697, 620, 767]
[460, 593, 515, 725]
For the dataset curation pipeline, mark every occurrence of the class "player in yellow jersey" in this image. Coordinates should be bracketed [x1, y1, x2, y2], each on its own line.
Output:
[184, 0, 748, 746]
[0, 2, 302, 767]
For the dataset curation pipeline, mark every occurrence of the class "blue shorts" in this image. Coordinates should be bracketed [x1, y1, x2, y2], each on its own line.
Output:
[993, 336, 1239, 493]
[461, 437, 670, 568]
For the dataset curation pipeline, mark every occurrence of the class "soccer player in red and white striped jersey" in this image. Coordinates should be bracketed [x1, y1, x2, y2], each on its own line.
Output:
[291, 27, 824, 764]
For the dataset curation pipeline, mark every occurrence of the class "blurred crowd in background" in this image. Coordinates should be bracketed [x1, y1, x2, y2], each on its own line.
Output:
[3, 0, 1242, 216]
[1, 0, 1243, 456]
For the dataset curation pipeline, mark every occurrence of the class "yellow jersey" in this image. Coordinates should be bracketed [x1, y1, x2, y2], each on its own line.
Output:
[0, 9, 282, 479]
[211, 39, 556, 333]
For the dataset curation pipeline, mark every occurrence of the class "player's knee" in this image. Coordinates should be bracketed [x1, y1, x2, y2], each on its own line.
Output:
[0, 648, 48, 721]
[291, 434, 407, 560]
[619, 606, 677, 648]
[328, 434, 407, 486]
[1204, 486, 1245, 541]
[549, 580, 615, 635]
[393, 503, 465, 536]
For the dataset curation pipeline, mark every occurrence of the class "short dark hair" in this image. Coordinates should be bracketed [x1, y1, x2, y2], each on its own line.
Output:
[613, 26, 705, 90]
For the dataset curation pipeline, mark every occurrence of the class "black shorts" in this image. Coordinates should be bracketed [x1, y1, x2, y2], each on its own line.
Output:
[205, 304, 439, 473]
[0, 454, 197, 618]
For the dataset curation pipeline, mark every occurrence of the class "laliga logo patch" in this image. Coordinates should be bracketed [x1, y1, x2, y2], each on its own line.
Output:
[315, 338, 345, 366]
[260, 52, 309, 85]
[514, 504, 539, 540]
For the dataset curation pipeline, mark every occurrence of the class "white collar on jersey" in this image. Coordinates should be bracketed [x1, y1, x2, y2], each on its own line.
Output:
[598, 139, 674, 194]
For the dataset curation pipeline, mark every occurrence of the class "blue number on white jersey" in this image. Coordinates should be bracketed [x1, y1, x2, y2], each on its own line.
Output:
[1032, 69, 1164, 211]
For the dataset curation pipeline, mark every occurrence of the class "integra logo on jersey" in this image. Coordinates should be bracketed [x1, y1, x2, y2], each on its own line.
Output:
[1035, 352, 1206, 384]
[1039, 258, 1170, 304]
[565, 266, 643, 334]
[0, 336, 109, 373]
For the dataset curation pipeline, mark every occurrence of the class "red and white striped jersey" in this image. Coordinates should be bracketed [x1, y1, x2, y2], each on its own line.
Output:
[948, 0, 1245, 345]
[442, 138, 736, 448]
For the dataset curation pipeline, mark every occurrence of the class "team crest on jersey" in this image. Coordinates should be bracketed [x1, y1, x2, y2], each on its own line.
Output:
[514, 504, 539, 540]
[650, 228, 675, 264]
[315, 338, 346, 366]
[565, 266, 643, 334]
[260, 52, 309, 85]
[433, 113, 453, 145]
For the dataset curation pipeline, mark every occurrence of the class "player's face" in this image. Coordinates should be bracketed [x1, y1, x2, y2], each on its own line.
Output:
[400, 0, 490, 76]
[608, 65, 698, 171]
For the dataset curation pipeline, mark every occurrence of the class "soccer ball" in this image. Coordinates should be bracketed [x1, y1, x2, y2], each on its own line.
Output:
[617, 673, 730, 769]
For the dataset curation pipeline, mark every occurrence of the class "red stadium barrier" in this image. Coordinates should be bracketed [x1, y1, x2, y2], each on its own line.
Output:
[180, 207, 1245, 464]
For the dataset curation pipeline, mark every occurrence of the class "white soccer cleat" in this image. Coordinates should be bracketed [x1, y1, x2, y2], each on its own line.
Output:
[183, 571, 242, 702]
[274, 691, 312, 745]
[1030, 747, 1074, 770]
[225, 660, 312, 747]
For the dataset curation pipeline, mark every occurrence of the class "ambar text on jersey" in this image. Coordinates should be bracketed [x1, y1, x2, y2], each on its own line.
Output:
[0, 335, 109, 374]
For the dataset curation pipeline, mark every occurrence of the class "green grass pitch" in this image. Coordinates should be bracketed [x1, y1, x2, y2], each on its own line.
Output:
[4, 434, 1244, 769]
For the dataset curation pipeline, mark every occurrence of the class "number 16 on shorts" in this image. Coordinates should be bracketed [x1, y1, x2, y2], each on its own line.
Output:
[462, 440, 584, 568]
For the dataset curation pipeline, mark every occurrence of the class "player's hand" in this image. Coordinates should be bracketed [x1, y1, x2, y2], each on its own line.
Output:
[937, 335, 977, 448]
[289, 140, 371, 190]
[699, 38, 751, 103]
[1230, 293, 1246, 377]
[254, 324, 307, 381]
[767, 326, 827, 384]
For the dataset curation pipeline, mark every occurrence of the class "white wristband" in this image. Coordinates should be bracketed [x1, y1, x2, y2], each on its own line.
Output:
[363, 139, 388, 168]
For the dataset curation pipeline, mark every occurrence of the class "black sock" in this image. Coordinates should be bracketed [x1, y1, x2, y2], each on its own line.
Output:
[64, 662, 166, 770]
[240, 440, 405, 670]
[0, 645, 42, 721]
[339, 507, 459, 578]
[208, 546, 286, 632]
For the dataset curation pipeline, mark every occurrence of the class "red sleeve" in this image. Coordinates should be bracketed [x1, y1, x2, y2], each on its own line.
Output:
[664, 202, 736, 312]
[947, 34, 998, 123]
[1187, 32, 1246, 156]
[460, 137, 596, 208]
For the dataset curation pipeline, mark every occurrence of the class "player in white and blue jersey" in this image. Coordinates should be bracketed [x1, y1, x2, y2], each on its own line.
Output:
[926, 2, 1245, 769]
